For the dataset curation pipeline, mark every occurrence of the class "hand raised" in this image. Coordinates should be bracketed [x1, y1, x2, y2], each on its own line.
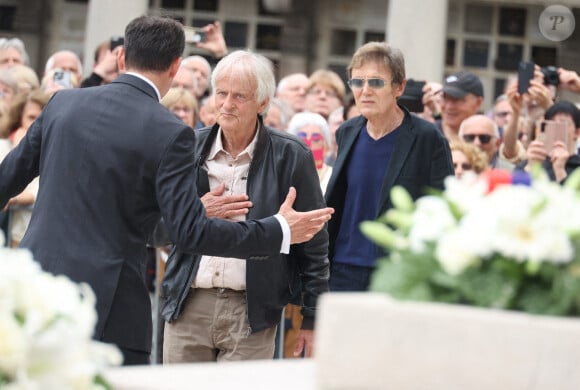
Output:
[278, 187, 334, 244]
[201, 183, 253, 220]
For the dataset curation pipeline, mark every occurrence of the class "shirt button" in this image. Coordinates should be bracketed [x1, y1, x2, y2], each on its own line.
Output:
[215, 272, 220, 276]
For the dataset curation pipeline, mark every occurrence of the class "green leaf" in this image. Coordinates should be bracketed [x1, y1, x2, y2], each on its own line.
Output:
[390, 185, 415, 213]
[563, 167, 580, 191]
[94, 374, 112, 390]
[360, 221, 399, 249]
[457, 263, 519, 309]
[384, 209, 413, 231]
[370, 252, 438, 301]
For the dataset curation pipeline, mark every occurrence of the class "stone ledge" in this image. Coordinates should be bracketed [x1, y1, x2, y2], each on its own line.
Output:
[315, 292, 580, 390]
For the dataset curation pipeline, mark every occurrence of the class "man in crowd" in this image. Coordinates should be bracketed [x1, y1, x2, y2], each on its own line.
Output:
[437, 71, 484, 142]
[459, 114, 514, 170]
[276, 72, 309, 114]
[162, 50, 329, 362]
[44, 50, 83, 85]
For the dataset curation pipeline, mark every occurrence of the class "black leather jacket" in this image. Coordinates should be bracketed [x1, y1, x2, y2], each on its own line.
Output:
[161, 120, 330, 332]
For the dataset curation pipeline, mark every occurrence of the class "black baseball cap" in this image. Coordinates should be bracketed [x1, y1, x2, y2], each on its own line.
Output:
[443, 71, 484, 99]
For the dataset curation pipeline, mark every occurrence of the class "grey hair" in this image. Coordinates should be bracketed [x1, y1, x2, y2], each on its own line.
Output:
[44, 50, 82, 75]
[287, 111, 332, 147]
[211, 50, 276, 116]
[183, 55, 211, 81]
[0, 38, 29, 65]
[268, 97, 294, 129]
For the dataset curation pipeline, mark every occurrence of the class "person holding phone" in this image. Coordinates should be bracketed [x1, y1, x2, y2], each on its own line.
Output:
[80, 38, 124, 88]
[518, 101, 580, 183]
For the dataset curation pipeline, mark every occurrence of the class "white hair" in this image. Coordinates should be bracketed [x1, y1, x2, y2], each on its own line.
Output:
[287, 111, 332, 147]
[211, 50, 276, 116]
[0, 38, 29, 65]
[44, 50, 82, 75]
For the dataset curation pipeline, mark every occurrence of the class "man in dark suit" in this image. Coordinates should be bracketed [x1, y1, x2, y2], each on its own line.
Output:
[324, 41, 453, 292]
[0, 15, 333, 365]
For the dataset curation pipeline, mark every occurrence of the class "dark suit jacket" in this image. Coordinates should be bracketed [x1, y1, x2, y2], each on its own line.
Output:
[325, 109, 454, 263]
[0, 74, 283, 353]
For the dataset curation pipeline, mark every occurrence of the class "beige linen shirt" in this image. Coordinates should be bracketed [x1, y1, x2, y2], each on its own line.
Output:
[192, 127, 260, 291]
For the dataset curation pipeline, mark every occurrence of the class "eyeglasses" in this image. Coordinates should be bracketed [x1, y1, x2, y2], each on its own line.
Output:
[453, 162, 472, 171]
[494, 111, 511, 118]
[347, 78, 386, 89]
[462, 134, 493, 144]
[308, 88, 337, 98]
[297, 132, 324, 142]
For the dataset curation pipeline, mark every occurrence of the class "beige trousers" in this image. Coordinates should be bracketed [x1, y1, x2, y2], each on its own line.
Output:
[163, 288, 276, 363]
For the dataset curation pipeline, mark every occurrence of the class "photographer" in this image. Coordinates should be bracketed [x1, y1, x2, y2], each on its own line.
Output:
[81, 38, 123, 88]
[518, 101, 580, 183]
[556, 67, 580, 94]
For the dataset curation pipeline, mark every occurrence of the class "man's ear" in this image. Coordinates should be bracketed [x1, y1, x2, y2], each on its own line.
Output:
[258, 97, 270, 114]
[117, 47, 125, 71]
[394, 79, 407, 99]
[169, 57, 182, 78]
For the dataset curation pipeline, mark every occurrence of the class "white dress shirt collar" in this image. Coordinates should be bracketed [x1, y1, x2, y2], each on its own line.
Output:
[125, 72, 162, 101]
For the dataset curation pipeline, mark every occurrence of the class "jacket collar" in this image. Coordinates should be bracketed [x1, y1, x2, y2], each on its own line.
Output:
[112, 73, 160, 101]
[326, 105, 417, 215]
[199, 116, 271, 165]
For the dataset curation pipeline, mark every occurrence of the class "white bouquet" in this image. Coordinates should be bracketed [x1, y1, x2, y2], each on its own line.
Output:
[362, 168, 580, 316]
[0, 236, 122, 389]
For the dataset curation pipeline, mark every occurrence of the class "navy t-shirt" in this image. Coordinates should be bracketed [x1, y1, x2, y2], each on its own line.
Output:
[334, 125, 400, 268]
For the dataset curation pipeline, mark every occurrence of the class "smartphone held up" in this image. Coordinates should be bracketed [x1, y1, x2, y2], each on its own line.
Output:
[53, 70, 72, 89]
[535, 119, 568, 153]
[183, 26, 207, 44]
[517, 61, 534, 95]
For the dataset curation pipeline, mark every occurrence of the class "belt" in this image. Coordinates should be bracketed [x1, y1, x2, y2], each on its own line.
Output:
[194, 287, 246, 295]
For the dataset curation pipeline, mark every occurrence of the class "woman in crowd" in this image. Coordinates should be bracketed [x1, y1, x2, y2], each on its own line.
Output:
[161, 87, 199, 128]
[449, 141, 489, 178]
[287, 111, 333, 191]
[1, 89, 50, 246]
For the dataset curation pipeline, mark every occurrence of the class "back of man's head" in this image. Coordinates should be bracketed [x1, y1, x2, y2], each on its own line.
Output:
[124, 16, 185, 72]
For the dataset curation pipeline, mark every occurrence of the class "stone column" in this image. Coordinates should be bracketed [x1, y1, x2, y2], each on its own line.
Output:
[386, 0, 448, 83]
[83, 0, 148, 76]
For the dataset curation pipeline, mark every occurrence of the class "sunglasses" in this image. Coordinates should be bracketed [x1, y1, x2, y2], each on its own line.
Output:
[347, 78, 386, 89]
[462, 134, 493, 144]
[297, 132, 324, 142]
[453, 162, 472, 171]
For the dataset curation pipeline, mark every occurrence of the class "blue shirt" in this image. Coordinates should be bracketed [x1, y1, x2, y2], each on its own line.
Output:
[334, 126, 400, 267]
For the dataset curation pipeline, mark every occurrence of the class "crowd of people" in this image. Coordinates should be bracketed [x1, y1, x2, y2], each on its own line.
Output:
[1, 13, 580, 368]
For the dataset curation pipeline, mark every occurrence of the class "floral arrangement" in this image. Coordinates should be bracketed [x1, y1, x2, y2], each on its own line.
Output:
[361, 168, 580, 316]
[0, 237, 122, 389]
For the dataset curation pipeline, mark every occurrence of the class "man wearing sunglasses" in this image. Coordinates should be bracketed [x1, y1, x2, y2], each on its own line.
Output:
[459, 114, 514, 170]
